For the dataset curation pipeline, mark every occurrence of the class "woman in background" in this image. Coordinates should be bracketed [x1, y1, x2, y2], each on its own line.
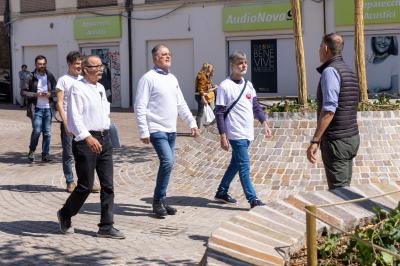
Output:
[195, 63, 218, 129]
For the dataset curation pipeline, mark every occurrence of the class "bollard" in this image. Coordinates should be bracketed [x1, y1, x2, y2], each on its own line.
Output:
[306, 205, 317, 266]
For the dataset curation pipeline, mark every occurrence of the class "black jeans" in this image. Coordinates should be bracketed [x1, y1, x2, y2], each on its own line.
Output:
[60, 132, 114, 229]
[320, 134, 360, 190]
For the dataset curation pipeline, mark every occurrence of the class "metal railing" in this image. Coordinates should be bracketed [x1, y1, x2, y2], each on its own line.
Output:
[305, 190, 400, 265]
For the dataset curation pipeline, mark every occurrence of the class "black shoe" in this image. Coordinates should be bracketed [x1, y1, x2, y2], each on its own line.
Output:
[42, 155, 52, 162]
[97, 227, 125, 239]
[161, 198, 177, 215]
[57, 210, 74, 234]
[28, 150, 35, 162]
[152, 199, 168, 217]
[250, 198, 265, 209]
[214, 192, 237, 204]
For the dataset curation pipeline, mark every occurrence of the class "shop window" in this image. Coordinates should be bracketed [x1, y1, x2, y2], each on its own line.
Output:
[228, 39, 297, 96]
[20, 0, 55, 13]
[77, 0, 117, 9]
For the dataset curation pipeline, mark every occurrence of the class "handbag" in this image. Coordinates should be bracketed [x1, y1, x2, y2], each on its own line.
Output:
[224, 80, 248, 119]
[109, 122, 121, 148]
[204, 104, 215, 125]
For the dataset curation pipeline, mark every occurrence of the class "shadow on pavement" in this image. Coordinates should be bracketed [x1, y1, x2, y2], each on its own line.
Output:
[0, 239, 117, 265]
[0, 220, 60, 237]
[0, 151, 61, 166]
[0, 184, 65, 193]
[81, 203, 154, 218]
[134, 257, 197, 266]
[141, 196, 248, 211]
[331, 187, 392, 212]
[113, 145, 155, 164]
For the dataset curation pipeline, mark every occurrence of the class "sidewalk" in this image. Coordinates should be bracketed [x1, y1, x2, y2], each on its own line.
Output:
[0, 104, 249, 265]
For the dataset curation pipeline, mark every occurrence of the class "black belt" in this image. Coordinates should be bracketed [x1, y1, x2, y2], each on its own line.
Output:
[89, 130, 109, 137]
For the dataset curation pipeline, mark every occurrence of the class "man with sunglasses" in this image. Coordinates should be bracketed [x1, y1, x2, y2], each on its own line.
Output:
[57, 55, 124, 239]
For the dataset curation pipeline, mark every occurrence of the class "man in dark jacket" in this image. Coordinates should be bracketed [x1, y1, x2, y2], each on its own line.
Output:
[307, 33, 360, 189]
[22, 55, 57, 162]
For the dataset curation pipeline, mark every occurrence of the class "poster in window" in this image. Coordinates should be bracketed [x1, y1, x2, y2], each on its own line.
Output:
[251, 39, 277, 93]
[365, 35, 399, 98]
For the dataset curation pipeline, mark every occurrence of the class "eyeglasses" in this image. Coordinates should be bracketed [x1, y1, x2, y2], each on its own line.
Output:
[86, 64, 105, 70]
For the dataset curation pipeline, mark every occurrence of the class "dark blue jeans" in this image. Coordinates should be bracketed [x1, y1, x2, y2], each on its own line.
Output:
[217, 139, 257, 203]
[61, 123, 74, 183]
[150, 132, 176, 200]
[29, 107, 52, 156]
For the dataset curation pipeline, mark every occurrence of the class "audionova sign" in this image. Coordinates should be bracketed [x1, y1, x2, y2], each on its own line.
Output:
[222, 3, 293, 32]
[335, 0, 400, 26]
[74, 16, 122, 40]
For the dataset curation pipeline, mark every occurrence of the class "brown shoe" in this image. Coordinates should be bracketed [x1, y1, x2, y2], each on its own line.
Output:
[92, 185, 101, 193]
[66, 182, 76, 193]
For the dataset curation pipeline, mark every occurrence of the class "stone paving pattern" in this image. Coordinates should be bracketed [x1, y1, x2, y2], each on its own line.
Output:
[1, 105, 400, 265]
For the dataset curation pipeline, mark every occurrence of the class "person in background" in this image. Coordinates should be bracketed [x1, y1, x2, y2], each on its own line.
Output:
[19, 64, 31, 108]
[195, 63, 218, 128]
[22, 55, 57, 163]
[56, 51, 83, 193]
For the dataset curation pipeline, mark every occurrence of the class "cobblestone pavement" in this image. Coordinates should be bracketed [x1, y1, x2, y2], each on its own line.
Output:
[0, 105, 253, 265]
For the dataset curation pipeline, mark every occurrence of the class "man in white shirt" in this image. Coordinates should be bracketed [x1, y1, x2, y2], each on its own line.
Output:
[57, 55, 124, 239]
[56, 51, 82, 193]
[22, 55, 57, 163]
[135, 44, 200, 217]
[214, 51, 272, 209]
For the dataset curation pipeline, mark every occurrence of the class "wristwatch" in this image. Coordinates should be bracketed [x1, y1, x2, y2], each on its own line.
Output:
[310, 140, 320, 144]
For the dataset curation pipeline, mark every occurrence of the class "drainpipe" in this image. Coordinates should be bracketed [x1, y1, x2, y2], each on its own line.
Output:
[5, 0, 13, 103]
[125, 0, 133, 109]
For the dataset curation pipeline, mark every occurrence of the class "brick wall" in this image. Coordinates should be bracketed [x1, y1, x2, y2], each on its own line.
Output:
[0, 22, 10, 69]
[20, 0, 55, 13]
[77, 0, 117, 8]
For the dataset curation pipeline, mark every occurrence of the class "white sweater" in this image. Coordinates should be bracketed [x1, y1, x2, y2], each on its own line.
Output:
[134, 69, 196, 138]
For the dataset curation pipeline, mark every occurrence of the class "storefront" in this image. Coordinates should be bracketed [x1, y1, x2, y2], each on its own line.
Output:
[11, 12, 129, 108]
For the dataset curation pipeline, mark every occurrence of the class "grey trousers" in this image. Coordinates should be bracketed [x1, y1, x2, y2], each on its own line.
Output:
[320, 134, 360, 190]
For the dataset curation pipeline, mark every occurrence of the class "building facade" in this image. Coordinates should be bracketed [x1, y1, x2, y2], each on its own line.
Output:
[8, 0, 400, 108]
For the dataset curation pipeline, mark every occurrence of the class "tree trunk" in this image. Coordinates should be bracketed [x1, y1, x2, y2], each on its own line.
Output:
[291, 0, 308, 107]
[354, 0, 368, 103]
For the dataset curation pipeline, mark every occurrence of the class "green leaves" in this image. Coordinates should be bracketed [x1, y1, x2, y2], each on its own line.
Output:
[316, 205, 400, 265]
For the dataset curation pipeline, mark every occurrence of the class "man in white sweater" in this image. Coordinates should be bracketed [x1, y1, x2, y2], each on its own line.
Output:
[135, 44, 200, 217]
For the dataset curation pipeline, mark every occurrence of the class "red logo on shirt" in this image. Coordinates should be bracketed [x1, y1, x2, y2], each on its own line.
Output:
[246, 93, 252, 99]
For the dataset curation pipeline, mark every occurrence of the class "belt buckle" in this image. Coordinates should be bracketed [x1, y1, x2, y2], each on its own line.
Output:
[100, 131, 104, 137]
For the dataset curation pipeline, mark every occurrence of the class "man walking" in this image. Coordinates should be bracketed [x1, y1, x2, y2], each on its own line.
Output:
[23, 55, 57, 162]
[135, 44, 200, 217]
[307, 33, 360, 189]
[57, 55, 124, 239]
[56, 51, 82, 193]
[18, 64, 31, 107]
[214, 51, 272, 209]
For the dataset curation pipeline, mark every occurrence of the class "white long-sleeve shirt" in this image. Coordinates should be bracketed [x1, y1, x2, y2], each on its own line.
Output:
[67, 79, 111, 141]
[134, 68, 196, 138]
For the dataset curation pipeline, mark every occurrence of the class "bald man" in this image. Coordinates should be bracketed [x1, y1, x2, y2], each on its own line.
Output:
[307, 33, 360, 190]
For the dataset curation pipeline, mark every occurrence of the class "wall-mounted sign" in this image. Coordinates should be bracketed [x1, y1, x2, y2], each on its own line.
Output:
[222, 3, 293, 32]
[251, 39, 277, 93]
[74, 16, 121, 40]
[335, 0, 400, 26]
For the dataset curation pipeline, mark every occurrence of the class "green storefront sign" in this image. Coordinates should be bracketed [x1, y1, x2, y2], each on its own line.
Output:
[222, 3, 293, 32]
[335, 0, 400, 26]
[74, 16, 121, 40]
